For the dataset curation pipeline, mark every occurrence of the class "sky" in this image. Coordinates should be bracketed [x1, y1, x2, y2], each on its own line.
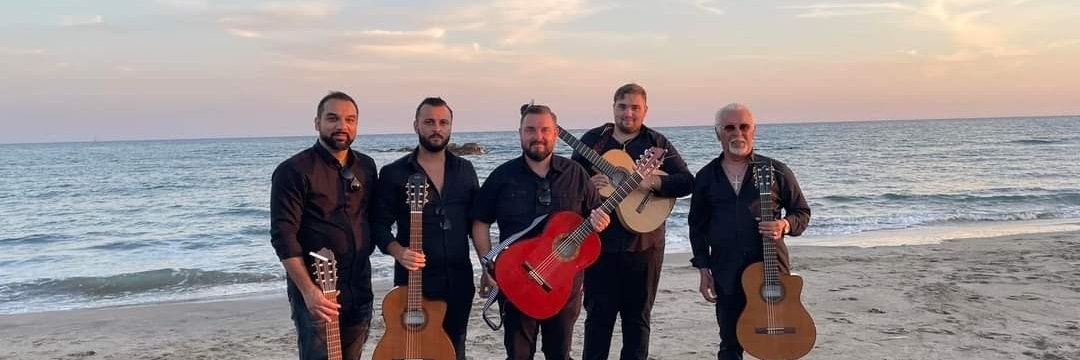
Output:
[1, 0, 1078, 143]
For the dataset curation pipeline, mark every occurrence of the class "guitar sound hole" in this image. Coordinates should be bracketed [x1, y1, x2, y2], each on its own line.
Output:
[403, 310, 426, 329]
[610, 170, 628, 187]
[761, 284, 784, 303]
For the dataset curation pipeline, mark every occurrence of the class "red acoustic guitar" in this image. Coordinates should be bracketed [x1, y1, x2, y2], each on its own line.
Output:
[736, 161, 816, 360]
[373, 173, 456, 360]
[494, 147, 666, 319]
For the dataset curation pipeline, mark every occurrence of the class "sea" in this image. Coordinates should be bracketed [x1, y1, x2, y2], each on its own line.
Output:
[2, 116, 1079, 314]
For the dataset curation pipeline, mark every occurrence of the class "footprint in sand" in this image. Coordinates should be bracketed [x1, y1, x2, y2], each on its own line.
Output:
[826, 317, 853, 324]
[1006, 293, 1042, 301]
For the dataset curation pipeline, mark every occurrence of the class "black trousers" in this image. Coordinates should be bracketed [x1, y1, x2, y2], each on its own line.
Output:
[437, 285, 475, 360]
[499, 276, 583, 360]
[713, 273, 748, 360]
[582, 248, 663, 360]
[288, 283, 371, 360]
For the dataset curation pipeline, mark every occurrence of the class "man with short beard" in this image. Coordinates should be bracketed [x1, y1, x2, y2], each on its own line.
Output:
[471, 103, 611, 360]
[575, 83, 694, 360]
[371, 97, 479, 359]
[271, 91, 378, 360]
[688, 103, 811, 360]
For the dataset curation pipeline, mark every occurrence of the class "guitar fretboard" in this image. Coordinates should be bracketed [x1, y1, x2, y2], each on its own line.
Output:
[407, 208, 423, 312]
[557, 126, 621, 178]
[755, 163, 781, 287]
[562, 164, 644, 247]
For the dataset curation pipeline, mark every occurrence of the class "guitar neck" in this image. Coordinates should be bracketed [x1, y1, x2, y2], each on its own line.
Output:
[557, 126, 620, 178]
[407, 210, 423, 312]
[565, 169, 644, 245]
[322, 291, 342, 360]
[756, 163, 780, 285]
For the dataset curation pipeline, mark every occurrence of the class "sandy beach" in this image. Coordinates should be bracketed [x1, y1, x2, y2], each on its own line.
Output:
[3, 229, 1078, 360]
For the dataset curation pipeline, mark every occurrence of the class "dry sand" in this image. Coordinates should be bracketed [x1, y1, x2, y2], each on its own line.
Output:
[3, 230, 1078, 360]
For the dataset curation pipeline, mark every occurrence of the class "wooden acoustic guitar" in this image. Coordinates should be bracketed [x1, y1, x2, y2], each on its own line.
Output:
[556, 125, 675, 234]
[309, 248, 343, 360]
[495, 147, 666, 319]
[373, 173, 456, 360]
[735, 161, 816, 360]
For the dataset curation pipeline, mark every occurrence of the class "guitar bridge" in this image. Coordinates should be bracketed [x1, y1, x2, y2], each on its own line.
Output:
[521, 261, 552, 292]
[754, 327, 797, 335]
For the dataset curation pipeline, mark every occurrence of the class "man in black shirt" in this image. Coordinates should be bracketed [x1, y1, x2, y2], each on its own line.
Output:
[574, 83, 694, 360]
[270, 91, 378, 360]
[471, 103, 610, 360]
[371, 97, 479, 360]
[688, 103, 811, 360]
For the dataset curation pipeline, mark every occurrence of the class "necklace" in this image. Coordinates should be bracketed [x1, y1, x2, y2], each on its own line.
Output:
[723, 160, 748, 193]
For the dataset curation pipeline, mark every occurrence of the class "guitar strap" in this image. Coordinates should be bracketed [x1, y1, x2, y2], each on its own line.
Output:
[592, 123, 615, 154]
[480, 213, 549, 330]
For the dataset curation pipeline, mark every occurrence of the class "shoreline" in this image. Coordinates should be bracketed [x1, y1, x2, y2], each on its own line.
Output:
[3, 230, 1079, 359]
[11, 216, 1080, 317]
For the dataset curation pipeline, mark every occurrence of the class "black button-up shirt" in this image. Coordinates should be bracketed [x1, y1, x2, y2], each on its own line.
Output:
[371, 149, 479, 298]
[687, 153, 810, 294]
[270, 142, 378, 325]
[471, 155, 600, 240]
[572, 124, 694, 252]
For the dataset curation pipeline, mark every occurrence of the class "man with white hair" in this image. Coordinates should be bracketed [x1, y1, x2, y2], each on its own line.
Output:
[687, 103, 812, 360]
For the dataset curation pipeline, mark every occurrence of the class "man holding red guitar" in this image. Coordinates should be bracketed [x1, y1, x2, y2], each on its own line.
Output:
[688, 103, 812, 360]
[471, 103, 611, 360]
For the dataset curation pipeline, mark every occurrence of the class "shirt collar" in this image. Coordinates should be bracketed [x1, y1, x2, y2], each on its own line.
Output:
[312, 141, 353, 168]
[515, 154, 566, 178]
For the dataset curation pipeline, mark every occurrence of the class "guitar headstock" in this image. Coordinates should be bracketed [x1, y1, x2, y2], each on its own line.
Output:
[310, 248, 337, 293]
[753, 162, 775, 194]
[633, 147, 667, 178]
[406, 173, 429, 212]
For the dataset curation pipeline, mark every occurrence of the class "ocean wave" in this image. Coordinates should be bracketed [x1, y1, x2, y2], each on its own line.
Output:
[809, 210, 1079, 236]
[1009, 139, 1064, 145]
[818, 192, 1080, 205]
[217, 207, 269, 217]
[0, 268, 282, 302]
[0, 233, 74, 245]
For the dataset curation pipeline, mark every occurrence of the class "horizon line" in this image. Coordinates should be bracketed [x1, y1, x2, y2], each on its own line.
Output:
[2, 114, 1077, 146]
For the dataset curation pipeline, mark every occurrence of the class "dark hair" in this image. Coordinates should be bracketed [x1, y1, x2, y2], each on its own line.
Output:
[613, 83, 647, 103]
[414, 97, 454, 120]
[316, 91, 358, 118]
[519, 103, 557, 124]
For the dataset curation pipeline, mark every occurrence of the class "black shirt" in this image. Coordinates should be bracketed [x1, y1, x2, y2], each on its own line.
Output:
[270, 142, 378, 324]
[687, 153, 810, 294]
[471, 155, 601, 240]
[572, 124, 694, 252]
[371, 149, 479, 298]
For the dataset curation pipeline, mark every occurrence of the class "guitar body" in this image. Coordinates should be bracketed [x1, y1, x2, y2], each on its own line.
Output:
[495, 211, 601, 319]
[735, 261, 817, 360]
[596, 150, 675, 234]
[372, 286, 456, 360]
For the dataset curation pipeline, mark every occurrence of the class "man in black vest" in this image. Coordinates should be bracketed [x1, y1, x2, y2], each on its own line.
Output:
[574, 83, 694, 360]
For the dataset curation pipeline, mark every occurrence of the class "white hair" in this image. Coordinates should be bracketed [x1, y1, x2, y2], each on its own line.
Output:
[714, 103, 753, 127]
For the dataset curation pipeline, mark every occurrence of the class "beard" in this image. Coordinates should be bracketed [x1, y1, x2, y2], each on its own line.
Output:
[320, 131, 354, 151]
[418, 133, 449, 152]
[523, 141, 553, 161]
[615, 117, 641, 134]
[727, 139, 751, 157]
